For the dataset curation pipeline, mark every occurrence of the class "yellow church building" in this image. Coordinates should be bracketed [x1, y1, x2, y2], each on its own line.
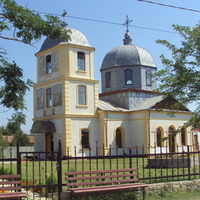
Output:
[31, 25, 193, 157]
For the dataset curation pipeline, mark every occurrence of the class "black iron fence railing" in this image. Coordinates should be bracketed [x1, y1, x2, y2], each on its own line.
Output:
[0, 141, 200, 200]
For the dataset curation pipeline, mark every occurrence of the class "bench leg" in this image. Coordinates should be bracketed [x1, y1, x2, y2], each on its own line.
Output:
[143, 188, 146, 200]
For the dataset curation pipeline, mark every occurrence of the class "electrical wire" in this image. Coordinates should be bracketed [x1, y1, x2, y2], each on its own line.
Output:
[32, 10, 177, 34]
[137, 0, 200, 13]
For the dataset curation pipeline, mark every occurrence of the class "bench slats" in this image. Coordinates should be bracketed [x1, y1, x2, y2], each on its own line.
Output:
[66, 168, 137, 176]
[69, 183, 147, 192]
[70, 183, 148, 194]
[0, 174, 26, 199]
[67, 178, 139, 187]
[0, 180, 21, 185]
[66, 173, 137, 182]
[0, 192, 27, 199]
[0, 174, 20, 179]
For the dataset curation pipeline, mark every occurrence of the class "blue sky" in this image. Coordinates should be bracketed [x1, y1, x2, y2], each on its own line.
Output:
[1, 0, 200, 134]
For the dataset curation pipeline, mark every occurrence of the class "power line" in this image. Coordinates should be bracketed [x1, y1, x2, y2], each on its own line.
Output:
[137, 0, 200, 13]
[32, 10, 177, 34]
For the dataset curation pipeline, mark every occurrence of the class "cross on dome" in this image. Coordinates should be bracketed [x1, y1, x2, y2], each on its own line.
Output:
[123, 15, 133, 31]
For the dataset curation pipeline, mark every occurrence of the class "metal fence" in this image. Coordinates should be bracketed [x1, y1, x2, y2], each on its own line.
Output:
[0, 142, 200, 200]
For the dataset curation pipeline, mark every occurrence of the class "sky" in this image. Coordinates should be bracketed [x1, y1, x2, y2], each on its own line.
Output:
[1, 0, 200, 134]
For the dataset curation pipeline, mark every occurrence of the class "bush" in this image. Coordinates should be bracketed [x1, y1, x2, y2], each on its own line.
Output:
[0, 166, 15, 175]
[46, 174, 58, 193]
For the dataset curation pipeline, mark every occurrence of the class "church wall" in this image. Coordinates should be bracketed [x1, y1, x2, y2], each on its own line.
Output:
[70, 118, 99, 157]
[150, 111, 193, 153]
[69, 81, 96, 114]
[141, 67, 157, 91]
[35, 80, 63, 118]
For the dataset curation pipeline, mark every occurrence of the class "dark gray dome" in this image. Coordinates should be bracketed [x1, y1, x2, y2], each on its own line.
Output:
[101, 45, 157, 70]
[38, 27, 91, 53]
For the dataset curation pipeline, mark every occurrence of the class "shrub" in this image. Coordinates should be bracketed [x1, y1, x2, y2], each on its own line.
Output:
[46, 174, 58, 193]
[0, 166, 15, 175]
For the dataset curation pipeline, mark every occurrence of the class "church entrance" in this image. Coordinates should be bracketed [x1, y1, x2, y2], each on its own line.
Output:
[45, 133, 54, 159]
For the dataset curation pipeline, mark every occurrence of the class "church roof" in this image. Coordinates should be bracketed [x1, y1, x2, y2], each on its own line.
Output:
[38, 27, 91, 53]
[98, 96, 192, 112]
[100, 30, 156, 71]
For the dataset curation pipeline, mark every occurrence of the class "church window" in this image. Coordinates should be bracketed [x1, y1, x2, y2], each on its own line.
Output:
[146, 70, 152, 86]
[81, 129, 89, 149]
[53, 84, 62, 107]
[46, 55, 52, 74]
[78, 85, 86, 105]
[116, 128, 122, 148]
[156, 128, 162, 147]
[125, 69, 133, 85]
[46, 88, 52, 107]
[106, 72, 111, 88]
[37, 89, 45, 110]
[77, 52, 85, 71]
[181, 127, 186, 145]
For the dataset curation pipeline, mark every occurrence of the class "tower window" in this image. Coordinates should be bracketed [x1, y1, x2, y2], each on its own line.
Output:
[146, 70, 152, 86]
[46, 55, 52, 74]
[46, 88, 52, 107]
[81, 129, 89, 149]
[106, 72, 111, 88]
[125, 69, 133, 85]
[77, 52, 85, 71]
[78, 85, 86, 105]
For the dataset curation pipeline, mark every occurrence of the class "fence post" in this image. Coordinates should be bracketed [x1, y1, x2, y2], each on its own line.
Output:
[16, 141, 21, 175]
[57, 140, 62, 200]
[187, 145, 190, 180]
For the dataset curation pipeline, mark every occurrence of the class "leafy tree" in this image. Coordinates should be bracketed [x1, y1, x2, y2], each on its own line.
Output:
[155, 23, 200, 133]
[10, 130, 31, 146]
[0, 131, 9, 147]
[0, 0, 70, 130]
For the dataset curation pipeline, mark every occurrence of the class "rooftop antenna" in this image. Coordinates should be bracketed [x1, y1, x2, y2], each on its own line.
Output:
[61, 10, 68, 27]
[123, 15, 132, 31]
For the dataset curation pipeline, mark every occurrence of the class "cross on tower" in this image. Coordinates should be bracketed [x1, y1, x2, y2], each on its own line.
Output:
[123, 15, 133, 31]
[61, 10, 68, 27]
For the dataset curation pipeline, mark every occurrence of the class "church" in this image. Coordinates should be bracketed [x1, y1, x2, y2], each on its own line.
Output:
[31, 21, 194, 157]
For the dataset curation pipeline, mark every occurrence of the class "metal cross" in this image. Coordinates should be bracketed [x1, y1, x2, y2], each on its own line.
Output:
[123, 15, 133, 31]
[61, 10, 68, 27]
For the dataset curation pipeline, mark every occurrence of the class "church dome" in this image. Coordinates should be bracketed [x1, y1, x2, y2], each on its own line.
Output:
[100, 31, 156, 70]
[38, 27, 91, 53]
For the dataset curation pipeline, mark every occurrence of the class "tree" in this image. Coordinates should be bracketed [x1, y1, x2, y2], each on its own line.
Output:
[0, 0, 70, 129]
[10, 130, 31, 146]
[155, 23, 200, 133]
[0, 126, 9, 147]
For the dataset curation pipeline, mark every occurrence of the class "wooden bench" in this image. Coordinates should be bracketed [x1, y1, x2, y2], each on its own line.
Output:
[0, 174, 26, 199]
[66, 168, 148, 200]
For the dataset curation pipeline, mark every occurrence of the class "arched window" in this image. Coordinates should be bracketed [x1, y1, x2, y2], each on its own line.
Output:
[181, 127, 186, 145]
[46, 88, 52, 107]
[81, 129, 89, 149]
[46, 55, 52, 74]
[106, 72, 111, 88]
[78, 85, 86, 105]
[125, 69, 132, 85]
[77, 52, 85, 71]
[146, 70, 152, 86]
[116, 128, 122, 148]
[156, 128, 162, 147]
